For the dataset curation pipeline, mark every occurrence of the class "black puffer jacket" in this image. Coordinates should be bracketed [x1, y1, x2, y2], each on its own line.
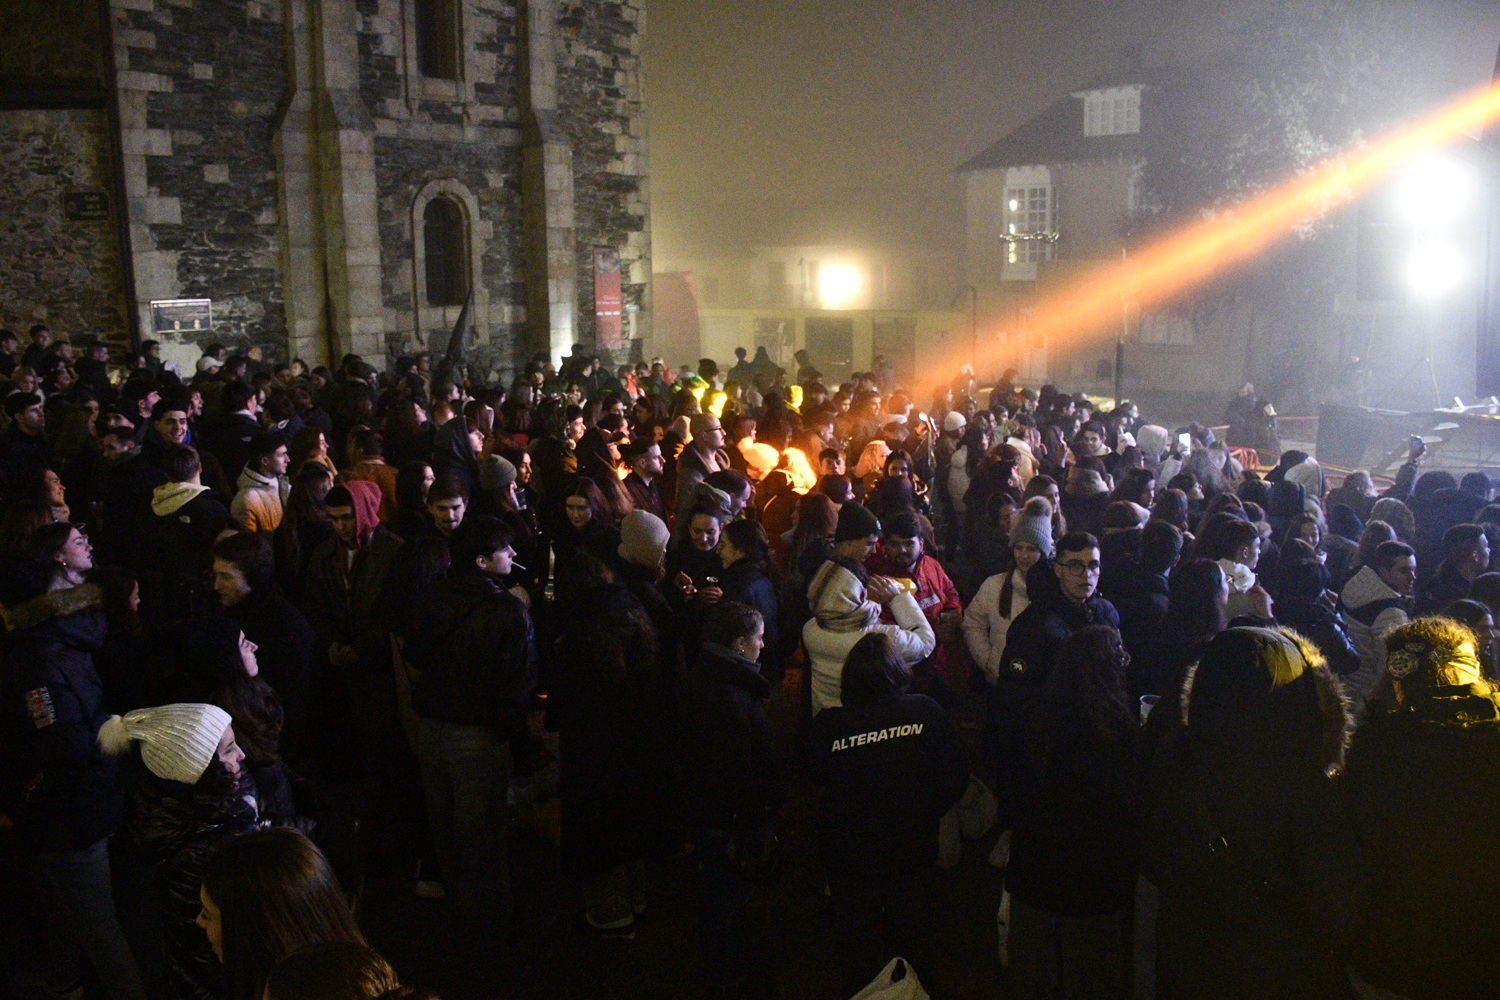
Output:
[1344, 683, 1500, 1000]
[2, 585, 125, 852]
[125, 763, 257, 1000]
[406, 567, 536, 731]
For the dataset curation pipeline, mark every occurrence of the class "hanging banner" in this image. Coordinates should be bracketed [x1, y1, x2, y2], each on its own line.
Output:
[594, 248, 623, 349]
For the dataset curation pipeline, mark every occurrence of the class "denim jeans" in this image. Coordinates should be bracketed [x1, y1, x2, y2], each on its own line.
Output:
[30, 838, 147, 1000]
[698, 829, 753, 987]
[416, 719, 514, 950]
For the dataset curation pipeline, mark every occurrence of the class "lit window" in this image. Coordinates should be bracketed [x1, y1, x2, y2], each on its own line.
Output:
[1006, 186, 1052, 264]
[423, 197, 468, 306]
[1082, 87, 1141, 137]
[415, 0, 460, 80]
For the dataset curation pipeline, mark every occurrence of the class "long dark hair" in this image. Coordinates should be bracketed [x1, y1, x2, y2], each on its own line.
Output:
[1041, 624, 1134, 745]
[274, 463, 334, 598]
[263, 942, 432, 1000]
[722, 518, 776, 580]
[562, 476, 609, 528]
[1163, 559, 1228, 641]
[203, 829, 364, 1000]
[841, 632, 911, 708]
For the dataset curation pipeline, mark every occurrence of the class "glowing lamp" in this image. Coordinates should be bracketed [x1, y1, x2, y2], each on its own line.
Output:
[818, 263, 862, 309]
[1395, 156, 1477, 228]
[1405, 238, 1466, 298]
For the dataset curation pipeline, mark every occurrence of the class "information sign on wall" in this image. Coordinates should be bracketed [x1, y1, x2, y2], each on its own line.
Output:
[150, 298, 213, 334]
[593, 248, 623, 350]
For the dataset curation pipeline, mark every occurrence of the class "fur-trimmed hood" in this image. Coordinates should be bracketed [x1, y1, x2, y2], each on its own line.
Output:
[2, 583, 102, 634]
[1179, 625, 1352, 773]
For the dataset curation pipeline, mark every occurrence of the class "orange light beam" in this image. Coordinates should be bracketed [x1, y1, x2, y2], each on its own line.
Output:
[943, 77, 1500, 392]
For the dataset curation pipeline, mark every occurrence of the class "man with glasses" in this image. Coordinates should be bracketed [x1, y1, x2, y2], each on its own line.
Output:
[991, 532, 1120, 809]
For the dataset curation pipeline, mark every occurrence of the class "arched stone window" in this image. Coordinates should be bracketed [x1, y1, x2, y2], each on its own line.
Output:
[414, 0, 460, 80]
[423, 197, 468, 307]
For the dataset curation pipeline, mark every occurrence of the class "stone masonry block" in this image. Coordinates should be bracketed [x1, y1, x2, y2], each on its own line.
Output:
[203, 164, 230, 184]
[130, 196, 182, 225]
[120, 129, 172, 156]
[117, 70, 173, 92]
[191, 63, 213, 79]
[116, 28, 156, 48]
[116, 0, 156, 11]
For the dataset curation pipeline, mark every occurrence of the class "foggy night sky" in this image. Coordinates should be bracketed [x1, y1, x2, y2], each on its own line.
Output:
[645, 0, 1499, 268]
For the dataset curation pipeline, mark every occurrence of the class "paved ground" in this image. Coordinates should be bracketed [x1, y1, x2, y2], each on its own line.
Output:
[365, 658, 1013, 1000]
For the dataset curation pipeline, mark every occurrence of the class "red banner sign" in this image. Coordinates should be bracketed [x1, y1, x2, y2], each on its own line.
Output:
[594, 248, 623, 349]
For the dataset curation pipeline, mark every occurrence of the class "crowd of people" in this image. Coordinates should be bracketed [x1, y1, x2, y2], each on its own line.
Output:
[1, 321, 1496, 1000]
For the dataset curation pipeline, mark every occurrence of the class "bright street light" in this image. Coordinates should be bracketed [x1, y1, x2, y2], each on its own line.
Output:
[1406, 238, 1467, 299]
[1395, 155, 1478, 228]
[818, 262, 862, 309]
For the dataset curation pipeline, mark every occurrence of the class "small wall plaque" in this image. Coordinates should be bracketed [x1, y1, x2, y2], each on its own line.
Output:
[62, 191, 110, 221]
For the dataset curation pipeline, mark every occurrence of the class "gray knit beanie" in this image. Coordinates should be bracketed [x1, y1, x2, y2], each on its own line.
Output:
[1011, 497, 1054, 559]
[479, 454, 518, 492]
[618, 510, 670, 568]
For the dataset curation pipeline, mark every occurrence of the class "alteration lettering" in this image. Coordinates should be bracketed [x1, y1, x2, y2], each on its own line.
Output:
[830, 722, 925, 752]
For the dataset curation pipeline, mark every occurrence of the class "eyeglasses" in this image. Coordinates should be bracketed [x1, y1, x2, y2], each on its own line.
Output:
[1057, 560, 1101, 575]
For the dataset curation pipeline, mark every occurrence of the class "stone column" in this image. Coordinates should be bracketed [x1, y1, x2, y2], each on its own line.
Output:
[273, 0, 326, 364]
[519, 0, 577, 368]
[273, 0, 384, 367]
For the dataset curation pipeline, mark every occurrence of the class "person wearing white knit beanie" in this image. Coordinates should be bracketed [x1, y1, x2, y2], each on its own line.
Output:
[98, 703, 242, 784]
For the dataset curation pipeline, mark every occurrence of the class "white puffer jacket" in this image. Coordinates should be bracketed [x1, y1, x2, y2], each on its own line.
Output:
[962, 569, 1030, 685]
[804, 590, 935, 715]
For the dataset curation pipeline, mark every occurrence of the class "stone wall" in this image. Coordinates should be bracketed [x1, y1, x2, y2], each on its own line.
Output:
[556, 0, 649, 351]
[6, 0, 653, 377]
[0, 109, 131, 346]
[112, 0, 288, 358]
[355, 0, 529, 381]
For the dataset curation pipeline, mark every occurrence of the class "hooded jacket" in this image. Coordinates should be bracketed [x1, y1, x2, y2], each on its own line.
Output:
[230, 465, 290, 533]
[1344, 682, 1500, 1000]
[1339, 565, 1412, 709]
[2, 585, 124, 851]
[301, 480, 403, 668]
[139, 485, 230, 624]
[803, 562, 935, 714]
[1143, 628, 1358, 1000]
[405, 566, 535, 730]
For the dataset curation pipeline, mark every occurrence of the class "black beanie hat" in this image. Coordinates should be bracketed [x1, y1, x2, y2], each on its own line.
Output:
[835, 501, 881, 542]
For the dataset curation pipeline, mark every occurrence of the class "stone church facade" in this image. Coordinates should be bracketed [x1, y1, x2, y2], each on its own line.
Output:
[0, 0, 651, 378]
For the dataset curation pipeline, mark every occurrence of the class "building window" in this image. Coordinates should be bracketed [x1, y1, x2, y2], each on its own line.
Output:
[1007, 186, 1053, 264]
[423, 197, 468, 306]
[767, 261, 787, 304]
[1082, 87, 1141, 137]
[415, 0, 460, 80]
